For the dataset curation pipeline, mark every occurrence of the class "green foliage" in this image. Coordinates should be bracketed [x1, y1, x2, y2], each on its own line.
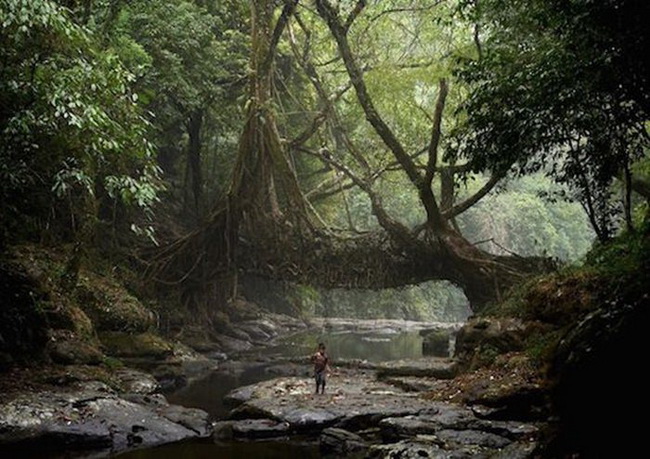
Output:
[453, 0, 650, 241]
[114, 0, 249, 210]
[457, 174, 595, 261]
[582, 220, 650, 299]
[0, 0, 161, 241]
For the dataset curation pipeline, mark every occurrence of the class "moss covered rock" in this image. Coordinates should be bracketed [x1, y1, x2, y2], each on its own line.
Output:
[48, 337, 104, 365]
[455, 318, 544, 370]
[76, 277, 155, 333]
[99, 332, 174, 359]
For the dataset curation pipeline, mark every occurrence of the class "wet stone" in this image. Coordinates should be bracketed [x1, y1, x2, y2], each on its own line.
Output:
[230, 419, 291, 438]
[320, 427, 368, 457]
[435, 428, 512, 449]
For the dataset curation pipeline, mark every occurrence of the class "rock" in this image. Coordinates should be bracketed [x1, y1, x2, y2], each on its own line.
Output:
[379, 404, 476, 441]
[226, 327, 252, 342]
[158, 404, 212, 437]
[121, 393, 168, 408]
[283, 408, 339, 430]
[85, 396, 199, 451]
[99, 332, 174, 359]
[454, 318, 530, 370]
[150, 365, 187, 392]
[224, 382, 259, 406]
[382, 376, 442, 393]
[226, 375, 443, 434]
[375, 357, 457, 379]
[320, 427, 368, 456]
[230, 419, 291, 438]
[420, 328, 451, 357]
[207, 351, 228, 361]
[435, 429, 511, 449]
[115, 368, 160, 394]
[75, 279, 155, 333]
[308, 318, 463, 335]
[48, 338, 104, 365]
[379, 403, 539, 450]
[366, 437, 445, 458]
[236, 321, 274, 342]
[0, 387, 211, 454]
[492, 440, 539, 458]
[212, 421, 235, 440]
[213, 333, 253, 354]
[467, 385, 549, 421]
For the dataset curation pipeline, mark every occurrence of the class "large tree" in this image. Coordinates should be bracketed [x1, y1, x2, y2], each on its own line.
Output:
[153, 0, 550, 315]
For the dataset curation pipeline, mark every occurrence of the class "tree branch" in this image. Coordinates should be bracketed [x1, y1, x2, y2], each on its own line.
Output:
[425, 79, 448, 186]
[344, 0, 367, 32]
[315, 0, 421, 186]
[443, 170, 505, 219]
[260, 0, 299, 77]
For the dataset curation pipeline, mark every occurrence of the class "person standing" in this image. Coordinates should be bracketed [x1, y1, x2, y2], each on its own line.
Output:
[311, 342, 330, 394]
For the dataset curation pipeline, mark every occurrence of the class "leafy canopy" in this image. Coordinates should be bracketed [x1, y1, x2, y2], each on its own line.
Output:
[0, 0, 161, 239]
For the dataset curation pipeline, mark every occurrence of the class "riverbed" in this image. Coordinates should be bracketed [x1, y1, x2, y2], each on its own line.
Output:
[117, 320, 458, 458]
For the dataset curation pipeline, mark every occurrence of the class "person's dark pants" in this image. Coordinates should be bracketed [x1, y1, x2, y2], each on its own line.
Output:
[315, 370, 326, 394]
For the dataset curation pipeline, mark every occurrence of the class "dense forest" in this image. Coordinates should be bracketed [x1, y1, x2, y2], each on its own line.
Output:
[1, 0, 649, 457]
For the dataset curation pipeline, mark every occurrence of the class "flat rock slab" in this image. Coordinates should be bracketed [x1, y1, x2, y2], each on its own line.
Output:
[227, 374, 439, 433]
[0, 387, 211, 455]
[375, 358, 458, 379]
[368, 435, 538, 458]
[382, 376, 444, 393]
[380, 404, 539, 442]
[211, 419, 292, 439]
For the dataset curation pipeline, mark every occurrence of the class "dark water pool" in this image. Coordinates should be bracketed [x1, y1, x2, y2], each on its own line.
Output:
[116, 437, 320, 459]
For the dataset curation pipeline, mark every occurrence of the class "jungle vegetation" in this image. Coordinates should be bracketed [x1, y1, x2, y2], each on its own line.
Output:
[1, 0, 648, 323]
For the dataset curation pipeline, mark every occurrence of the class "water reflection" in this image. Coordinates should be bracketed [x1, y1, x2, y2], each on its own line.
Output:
[258, 329, 424, 362]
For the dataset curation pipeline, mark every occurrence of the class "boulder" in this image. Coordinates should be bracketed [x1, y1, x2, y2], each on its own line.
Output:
[212, 333, 253, 354]
[366, 437, 445, 458]
[435, 428, 511, 449]
[320, 427, 368, 457]
[48, 338, 103, 365]
[230, 419, 291, 438]
[224, 383, 259, 406]
[98, 332, 174, 359]
[455, 318, 530, 370]
[114, 368, 160, 394]
[75, 279, 155, 333]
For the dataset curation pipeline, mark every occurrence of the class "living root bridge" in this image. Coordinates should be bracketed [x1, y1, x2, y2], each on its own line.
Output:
[240, 221, 552, 309]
